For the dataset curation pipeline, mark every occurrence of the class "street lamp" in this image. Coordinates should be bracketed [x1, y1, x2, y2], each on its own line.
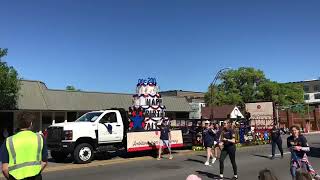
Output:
[210, 67, 231, 122]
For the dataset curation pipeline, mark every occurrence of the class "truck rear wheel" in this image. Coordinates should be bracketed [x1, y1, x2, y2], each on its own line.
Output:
[51, 151, 67, 163]
[74, 143, 94, 164]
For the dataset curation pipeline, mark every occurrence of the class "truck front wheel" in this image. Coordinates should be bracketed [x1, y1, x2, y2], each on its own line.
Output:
[51, 151, 67, 163]
[74, 143, 94, 164]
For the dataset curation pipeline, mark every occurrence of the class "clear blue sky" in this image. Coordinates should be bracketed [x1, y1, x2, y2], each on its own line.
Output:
[1, 0, 320, 93]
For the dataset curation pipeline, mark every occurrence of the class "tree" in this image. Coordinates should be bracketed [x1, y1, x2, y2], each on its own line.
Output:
[66, 85, 76, 91]
[0, 48, 20, 109]
[66, 85, 80, 91]
[205, 67, 304, 108]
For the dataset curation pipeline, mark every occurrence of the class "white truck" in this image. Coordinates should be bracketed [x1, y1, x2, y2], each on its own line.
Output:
[47, 109, 184, 164]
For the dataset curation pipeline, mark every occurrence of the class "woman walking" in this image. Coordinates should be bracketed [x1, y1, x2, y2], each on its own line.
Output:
[287, 125, 320, 180]
[219, 119, 238, 180]
[213, 123, 221, 161]
[203, 121, 215, 166]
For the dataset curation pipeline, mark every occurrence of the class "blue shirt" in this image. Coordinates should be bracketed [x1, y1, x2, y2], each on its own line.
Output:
[0, 134, 48, 163]
[160, 127, 170, 140]
[203, 128, 214, 145]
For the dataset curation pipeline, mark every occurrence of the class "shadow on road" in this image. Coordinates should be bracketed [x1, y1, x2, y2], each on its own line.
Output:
[308, 147, 320, 158]
[196, 171, 231, 179]
[251, 154, 271, 159]
[50, 149, 186, 163]
[185, 158, 204, 164]
[197, 155, 207, 158]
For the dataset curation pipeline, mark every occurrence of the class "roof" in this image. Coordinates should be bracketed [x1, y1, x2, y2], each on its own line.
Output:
[161, 90, 205, 94]
[201, 105, 238, 119]
[17, 80, 191, 112]
[287, 79, 320, 84]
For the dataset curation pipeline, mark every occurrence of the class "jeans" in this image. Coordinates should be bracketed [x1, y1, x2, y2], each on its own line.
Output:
[272, 139, 283, 156]
[291, 161, 307, 179]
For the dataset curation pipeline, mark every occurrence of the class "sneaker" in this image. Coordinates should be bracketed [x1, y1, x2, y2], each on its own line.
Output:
[219, 174, 223, 180]
[212, 157, 216, 164]
[169, 155, 173, 160]
[157, 158, 161, 160]
[204, 161, 210, 166]
[270, 156, 275, 160]
[232, 175, 238, 180]
[314, 174, 320, 180]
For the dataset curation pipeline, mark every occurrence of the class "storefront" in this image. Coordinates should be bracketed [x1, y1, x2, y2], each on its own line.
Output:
[0, 80, 192, 134]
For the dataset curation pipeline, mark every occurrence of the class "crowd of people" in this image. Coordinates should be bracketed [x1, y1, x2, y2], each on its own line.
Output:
[194, 119, 320, 180]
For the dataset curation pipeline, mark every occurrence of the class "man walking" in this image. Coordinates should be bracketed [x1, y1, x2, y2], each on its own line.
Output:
[271, 125, 284, 159]
[158, 123, 173, 160]
[1, 112, 48, 180]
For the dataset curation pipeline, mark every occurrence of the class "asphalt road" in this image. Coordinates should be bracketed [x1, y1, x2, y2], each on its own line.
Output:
[40, 134, 320, 180]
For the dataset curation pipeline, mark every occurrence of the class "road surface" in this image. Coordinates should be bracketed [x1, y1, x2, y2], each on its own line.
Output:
[42, 134, 320, 180]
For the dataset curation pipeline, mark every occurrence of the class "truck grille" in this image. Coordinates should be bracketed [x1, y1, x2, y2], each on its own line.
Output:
[47, 127, 63, 142]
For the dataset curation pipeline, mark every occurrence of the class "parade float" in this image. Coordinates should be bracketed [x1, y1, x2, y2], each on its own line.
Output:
[126, 78, 184, 152]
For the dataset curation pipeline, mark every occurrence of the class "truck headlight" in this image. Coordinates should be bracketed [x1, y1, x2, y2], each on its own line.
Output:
[64, 130, 73, 140]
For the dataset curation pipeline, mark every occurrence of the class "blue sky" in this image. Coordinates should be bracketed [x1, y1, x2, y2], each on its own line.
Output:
[1, 0, 320, 93]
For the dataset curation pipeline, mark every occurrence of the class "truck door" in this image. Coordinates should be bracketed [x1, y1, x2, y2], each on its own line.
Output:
[98, 111, 123, 143]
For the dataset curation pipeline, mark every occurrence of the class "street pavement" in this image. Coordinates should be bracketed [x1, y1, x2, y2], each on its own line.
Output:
[1, 134, 320, 180]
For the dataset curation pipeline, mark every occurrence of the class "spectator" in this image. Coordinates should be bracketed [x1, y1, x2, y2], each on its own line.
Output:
[186, 174, 202, 180]
[296, 169, 312, 180]
[258, 169, 278, 180]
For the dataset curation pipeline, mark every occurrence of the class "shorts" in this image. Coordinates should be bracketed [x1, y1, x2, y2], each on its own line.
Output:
[160, 140, 171, 148]
[214, 141, 220, 148]
[204, 142, 214, 148]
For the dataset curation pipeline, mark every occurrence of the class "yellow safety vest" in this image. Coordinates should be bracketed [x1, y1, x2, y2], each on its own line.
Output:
[6, 131, 43, 180]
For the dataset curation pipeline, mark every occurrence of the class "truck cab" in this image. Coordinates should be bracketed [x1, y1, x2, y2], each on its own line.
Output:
[47, 109, 126, 164]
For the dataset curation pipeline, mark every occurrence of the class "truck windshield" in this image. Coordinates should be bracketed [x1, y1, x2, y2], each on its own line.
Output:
[76, 112, 103, 122]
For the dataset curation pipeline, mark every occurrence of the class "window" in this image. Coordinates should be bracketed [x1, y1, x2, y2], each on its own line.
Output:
[76, 112, 102, 122]
[304, 94, 310, 100]
[315, 93, 320, 100]
[314, 85, 320, 92]
[304, 85, 310, 92]
[100, 112, 117, 123]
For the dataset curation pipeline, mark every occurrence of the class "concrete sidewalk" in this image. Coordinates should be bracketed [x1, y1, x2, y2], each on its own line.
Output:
[302, 131, 320, 135]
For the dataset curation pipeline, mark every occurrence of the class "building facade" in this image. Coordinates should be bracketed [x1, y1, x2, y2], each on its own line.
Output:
[291, 79, 320, 106]
[0, 80, 191, 134]
[161, 90, 206, 119]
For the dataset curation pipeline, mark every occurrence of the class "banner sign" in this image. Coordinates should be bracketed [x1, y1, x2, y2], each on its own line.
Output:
[127, 130, 184, 152]
[245, 102, 274, 129]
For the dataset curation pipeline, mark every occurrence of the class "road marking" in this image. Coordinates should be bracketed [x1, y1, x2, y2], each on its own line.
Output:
[269, 152, 291, 157]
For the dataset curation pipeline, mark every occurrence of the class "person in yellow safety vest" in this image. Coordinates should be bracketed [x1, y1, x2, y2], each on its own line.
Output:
[0, 112, 48, 180]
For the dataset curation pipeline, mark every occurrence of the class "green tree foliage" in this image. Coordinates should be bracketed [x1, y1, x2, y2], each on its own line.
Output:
[205, 67, 304, 108]
[66, 85, 80, 91]
[0, 48, 20, 109]
[66, 85, 76, 91]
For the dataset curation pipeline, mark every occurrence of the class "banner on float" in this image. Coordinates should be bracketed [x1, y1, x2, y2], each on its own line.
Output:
[127, 130, 184, 152]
